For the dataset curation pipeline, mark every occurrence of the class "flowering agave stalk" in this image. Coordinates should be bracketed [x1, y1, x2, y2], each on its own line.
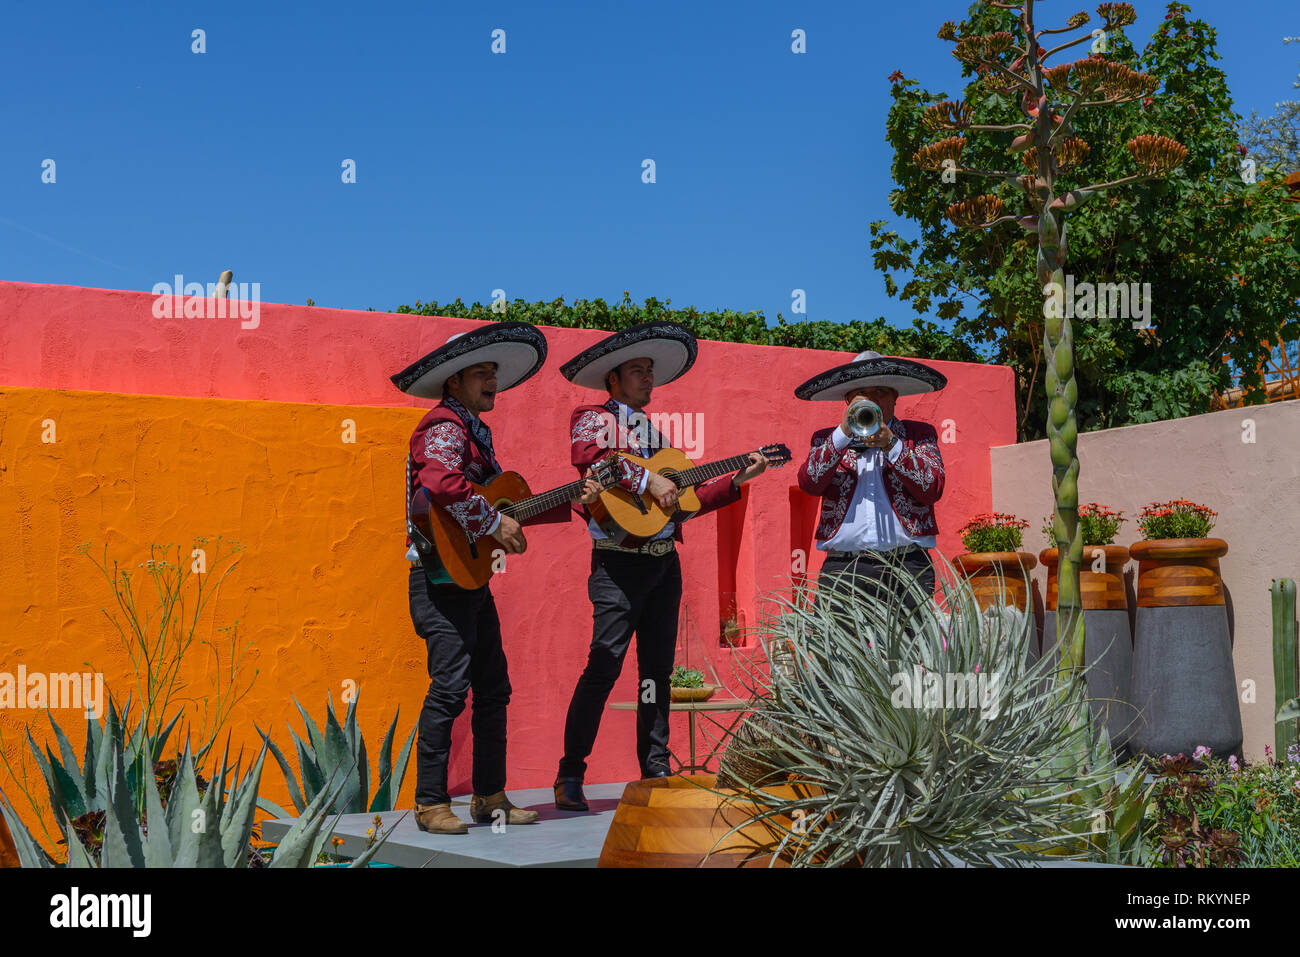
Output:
[917, 1, 1187, 683]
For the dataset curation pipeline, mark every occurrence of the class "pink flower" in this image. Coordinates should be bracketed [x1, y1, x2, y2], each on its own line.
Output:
[1228, 754, 1240, 771]
[1193, 745, 1211, 760]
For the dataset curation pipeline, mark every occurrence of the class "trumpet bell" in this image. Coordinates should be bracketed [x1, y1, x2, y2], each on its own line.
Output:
[847, 399, 883, 440]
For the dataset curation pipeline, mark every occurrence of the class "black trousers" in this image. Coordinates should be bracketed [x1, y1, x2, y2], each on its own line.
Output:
[558, 550, 682, 781]
[408, 566, 511, 805]
[818, 545, 937, 628]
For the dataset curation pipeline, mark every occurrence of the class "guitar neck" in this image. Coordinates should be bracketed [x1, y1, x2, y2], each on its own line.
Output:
[671, 453, 754, 490]
[499, 479, 587, 522]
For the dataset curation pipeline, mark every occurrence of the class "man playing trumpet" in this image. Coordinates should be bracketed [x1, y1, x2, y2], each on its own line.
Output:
[793, 350, 948, 619]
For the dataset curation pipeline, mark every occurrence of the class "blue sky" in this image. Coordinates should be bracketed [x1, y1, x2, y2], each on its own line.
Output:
[3, 0, 1296, 329]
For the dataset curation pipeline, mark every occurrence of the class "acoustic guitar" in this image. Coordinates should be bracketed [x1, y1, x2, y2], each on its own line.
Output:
[590, 443, 792, 542]
[414, 455, 621, 589]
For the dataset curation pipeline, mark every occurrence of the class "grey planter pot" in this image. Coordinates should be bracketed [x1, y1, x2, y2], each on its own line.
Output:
[1042, 608, 1137, 755]
[1127, 539, 1243, 760]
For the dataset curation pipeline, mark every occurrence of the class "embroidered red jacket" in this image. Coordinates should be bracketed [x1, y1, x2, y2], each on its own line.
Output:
[407, 399, 567, 548]
[569, 399, 740, 544]
[796, 418, 945, 542]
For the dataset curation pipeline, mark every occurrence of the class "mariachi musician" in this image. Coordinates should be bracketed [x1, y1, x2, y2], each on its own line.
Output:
[793, 349, 948, 617]
[392, 323, 600, 834]
[553, 321, 769, 810]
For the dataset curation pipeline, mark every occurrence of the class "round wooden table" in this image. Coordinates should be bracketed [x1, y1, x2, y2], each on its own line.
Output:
[608, 698, 753, 774]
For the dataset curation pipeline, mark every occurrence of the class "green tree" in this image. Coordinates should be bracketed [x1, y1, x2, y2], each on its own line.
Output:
[873, 2, 1300, 443]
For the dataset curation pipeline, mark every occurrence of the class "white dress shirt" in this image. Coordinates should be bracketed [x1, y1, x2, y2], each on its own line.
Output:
[817, 425, 937, 554]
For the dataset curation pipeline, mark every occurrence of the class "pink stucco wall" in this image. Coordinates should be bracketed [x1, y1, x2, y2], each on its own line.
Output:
[0, 280, 1016, 798]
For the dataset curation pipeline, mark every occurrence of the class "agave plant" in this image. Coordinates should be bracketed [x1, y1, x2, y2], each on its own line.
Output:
[256, 692, 415, 818]
[0, 731, 393, 868]
[714, 556, 1152, 867]
[19, 695, 183, 838]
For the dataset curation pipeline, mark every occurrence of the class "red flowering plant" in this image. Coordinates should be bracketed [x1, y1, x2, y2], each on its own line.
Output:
[1137, 500, 1217, 540]
[1040, 503, 1126, 546]
[957, 512, 1030, 553]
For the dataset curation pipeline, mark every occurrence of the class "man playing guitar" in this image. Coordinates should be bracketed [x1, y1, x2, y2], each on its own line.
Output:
[391, 323, 601, 834]
[553, 321, 768, 811]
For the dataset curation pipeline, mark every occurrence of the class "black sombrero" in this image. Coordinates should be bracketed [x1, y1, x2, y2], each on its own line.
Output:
[560, 321, 697, 390]
[390, 322, 548, 398]
[794, 350, 947, 401]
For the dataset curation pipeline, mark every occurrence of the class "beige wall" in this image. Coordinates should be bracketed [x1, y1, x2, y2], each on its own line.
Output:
[990, 399, 1300, 760]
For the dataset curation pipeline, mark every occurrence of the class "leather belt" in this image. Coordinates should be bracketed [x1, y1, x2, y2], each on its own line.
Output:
[594, 537, 676, 557]
[826, 545, 927, 560]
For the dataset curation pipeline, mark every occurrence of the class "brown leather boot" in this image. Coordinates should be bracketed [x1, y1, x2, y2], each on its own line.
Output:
[414, 803, 468, 835]
[469, 790, 540, 825]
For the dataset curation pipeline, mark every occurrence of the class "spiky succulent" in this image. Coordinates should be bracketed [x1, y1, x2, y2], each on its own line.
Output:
[256, 692, 415, 818]
[710, 560, 1153, 867]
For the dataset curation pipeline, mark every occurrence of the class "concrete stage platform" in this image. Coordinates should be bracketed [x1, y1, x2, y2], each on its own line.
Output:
[261, 782, 629, 868]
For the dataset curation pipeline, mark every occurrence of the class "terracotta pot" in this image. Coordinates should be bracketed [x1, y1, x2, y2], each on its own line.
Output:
[1039, 545, 1135, 753]
[598, 774, 821, 868]
[669, 685, 717, 702]
[952, 551, 1037, 612]
[1126, 538, 1242, 759]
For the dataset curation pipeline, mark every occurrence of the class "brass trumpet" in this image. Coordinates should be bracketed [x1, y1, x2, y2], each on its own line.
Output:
[846, 398, 884, 441]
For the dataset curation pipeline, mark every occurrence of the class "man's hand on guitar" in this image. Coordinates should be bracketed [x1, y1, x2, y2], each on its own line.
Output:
[733, 451, 769, 486]
[491, 514, 527, 555]
[575, 468, 603, 506]
[645, 471, 679, 510]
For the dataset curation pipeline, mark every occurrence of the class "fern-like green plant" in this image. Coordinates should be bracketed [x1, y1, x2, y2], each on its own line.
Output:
[256, 692, 415, 818]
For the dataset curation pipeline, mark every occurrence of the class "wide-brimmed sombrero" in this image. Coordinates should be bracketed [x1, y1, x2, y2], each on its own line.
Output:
[794, 350, 947, 401]
[560, 321, 697, 390]
[390, 322, 548, 398]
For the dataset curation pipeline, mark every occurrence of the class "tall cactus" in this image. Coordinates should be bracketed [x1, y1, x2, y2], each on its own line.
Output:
[919, 0, 1186, 682]
[1273, 578, 1299, 757]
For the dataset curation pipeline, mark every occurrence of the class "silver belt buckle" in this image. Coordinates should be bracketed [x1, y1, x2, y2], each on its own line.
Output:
[647, 539, 673, 557]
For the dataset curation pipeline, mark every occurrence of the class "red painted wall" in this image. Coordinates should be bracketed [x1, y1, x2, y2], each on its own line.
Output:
[0, 281, 1016, 797]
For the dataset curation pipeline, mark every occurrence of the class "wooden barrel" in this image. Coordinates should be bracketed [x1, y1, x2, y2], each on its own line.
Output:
[598, 774, 818, 868]
[1040, 546, 1129, 611]
[0, 813, 20, 868]
[952, 552, 1037, 612]
[1128, 538, 1228, 607]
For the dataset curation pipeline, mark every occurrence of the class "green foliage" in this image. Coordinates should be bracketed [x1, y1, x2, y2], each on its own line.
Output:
[669, 666, 705, 689]
[1145, 750, 1300, 867]
[392, 291, 980, 364]
[873, 2, 1300, 441]
[257, 692, 416, 818]
[957, 512, 1029, 552]
[711, 563, 1152, 866]
[1136, 499, 1217, 539]
[1039, 503, 1125, 546]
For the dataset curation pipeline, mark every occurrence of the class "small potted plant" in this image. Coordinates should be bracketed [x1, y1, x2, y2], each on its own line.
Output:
[669, 665, 715, 702]
[953, 512, 1036, 612]
[1039, 503, 1134, 753]
[1126, 500, 1241, 761]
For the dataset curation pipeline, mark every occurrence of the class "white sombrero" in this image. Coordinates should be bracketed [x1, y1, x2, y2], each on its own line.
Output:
[389, 322, 548, 398]
[794, 350, 947, 401]
[559, 321, 698, 390]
